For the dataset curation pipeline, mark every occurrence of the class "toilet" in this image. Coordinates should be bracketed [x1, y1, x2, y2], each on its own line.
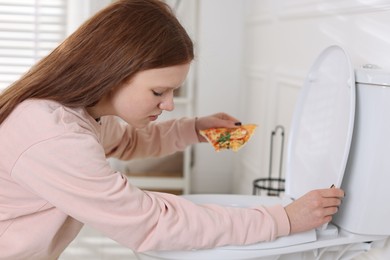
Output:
[135, 45, 390, 260]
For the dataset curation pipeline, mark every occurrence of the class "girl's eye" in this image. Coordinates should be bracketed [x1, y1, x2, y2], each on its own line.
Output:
[152, 90, 163, 97]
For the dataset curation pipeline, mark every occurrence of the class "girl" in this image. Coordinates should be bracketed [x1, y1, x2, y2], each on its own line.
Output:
[0, 0, 344, 259]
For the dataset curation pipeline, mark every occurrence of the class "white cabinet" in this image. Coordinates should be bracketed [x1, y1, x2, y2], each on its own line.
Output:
[110, 0, 198, 195]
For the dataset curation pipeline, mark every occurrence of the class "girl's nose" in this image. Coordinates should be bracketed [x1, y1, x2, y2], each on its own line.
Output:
[158, 96, 175, 111]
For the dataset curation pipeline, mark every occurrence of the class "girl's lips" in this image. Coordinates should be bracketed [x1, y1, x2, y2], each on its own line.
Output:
[149, 113, 161, 121]
[149, 115, 158, 121]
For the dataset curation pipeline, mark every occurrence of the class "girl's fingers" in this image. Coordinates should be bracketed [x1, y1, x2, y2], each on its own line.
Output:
[320, 188, 345, 198]
[322, 198, 342, 208]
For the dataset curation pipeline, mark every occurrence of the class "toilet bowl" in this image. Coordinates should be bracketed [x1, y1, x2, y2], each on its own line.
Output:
[135, 46, 390, 260]
[136, 195, 386, 260]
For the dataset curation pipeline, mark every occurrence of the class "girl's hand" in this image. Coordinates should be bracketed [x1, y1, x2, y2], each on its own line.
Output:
[284, 188, 345, 234]
[195, 113, 241, 142]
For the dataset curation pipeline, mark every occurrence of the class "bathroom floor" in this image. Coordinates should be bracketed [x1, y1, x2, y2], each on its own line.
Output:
[60, 226, 138, 260]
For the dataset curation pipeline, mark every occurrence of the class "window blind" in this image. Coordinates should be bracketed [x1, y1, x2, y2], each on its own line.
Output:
[0, 0, 67, 91]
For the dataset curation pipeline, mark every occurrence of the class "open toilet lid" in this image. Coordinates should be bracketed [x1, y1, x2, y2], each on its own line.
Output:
[285, 45, 355, 200]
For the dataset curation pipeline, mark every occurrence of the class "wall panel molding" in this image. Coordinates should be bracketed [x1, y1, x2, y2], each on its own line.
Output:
[274, 69, 305, 125]
[246, 14, 274, 26]
[278, 0, 390, 20]
[245, 66, 268, 80]
[275, 70, 305, 90]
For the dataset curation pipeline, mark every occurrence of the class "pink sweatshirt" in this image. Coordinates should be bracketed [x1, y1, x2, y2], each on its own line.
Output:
[0, 99, 290, 259]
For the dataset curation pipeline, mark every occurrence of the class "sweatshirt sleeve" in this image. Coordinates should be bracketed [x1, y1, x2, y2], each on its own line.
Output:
[11, 132, 290, 252]
[100, 116, 200, 160]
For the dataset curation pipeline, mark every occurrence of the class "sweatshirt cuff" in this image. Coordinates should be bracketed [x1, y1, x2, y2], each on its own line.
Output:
[178, 117, 200, 145]
[266, 205, 291, 238]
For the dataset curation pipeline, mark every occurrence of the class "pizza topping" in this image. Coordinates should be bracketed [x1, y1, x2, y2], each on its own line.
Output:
[217, 132, 231, 143]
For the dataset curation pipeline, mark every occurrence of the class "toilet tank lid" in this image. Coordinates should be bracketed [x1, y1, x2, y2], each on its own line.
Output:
[355, 67, 390, 87]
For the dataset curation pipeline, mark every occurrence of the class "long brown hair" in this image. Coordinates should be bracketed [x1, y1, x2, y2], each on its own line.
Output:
[0, 0, 194, 124]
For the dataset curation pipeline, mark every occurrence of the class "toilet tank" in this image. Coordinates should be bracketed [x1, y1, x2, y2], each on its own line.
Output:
[333, 67, 390, 235]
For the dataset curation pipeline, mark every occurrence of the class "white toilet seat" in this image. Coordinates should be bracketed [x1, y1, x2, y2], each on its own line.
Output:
[285, 45, 355, 200]
[180, 194, 317, 250]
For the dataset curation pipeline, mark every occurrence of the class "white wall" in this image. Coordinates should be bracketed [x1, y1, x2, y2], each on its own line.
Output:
[191, 0, 245, 193]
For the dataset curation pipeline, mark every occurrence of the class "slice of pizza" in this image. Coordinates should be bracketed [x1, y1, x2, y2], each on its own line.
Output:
[199, 124, 257, 152]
